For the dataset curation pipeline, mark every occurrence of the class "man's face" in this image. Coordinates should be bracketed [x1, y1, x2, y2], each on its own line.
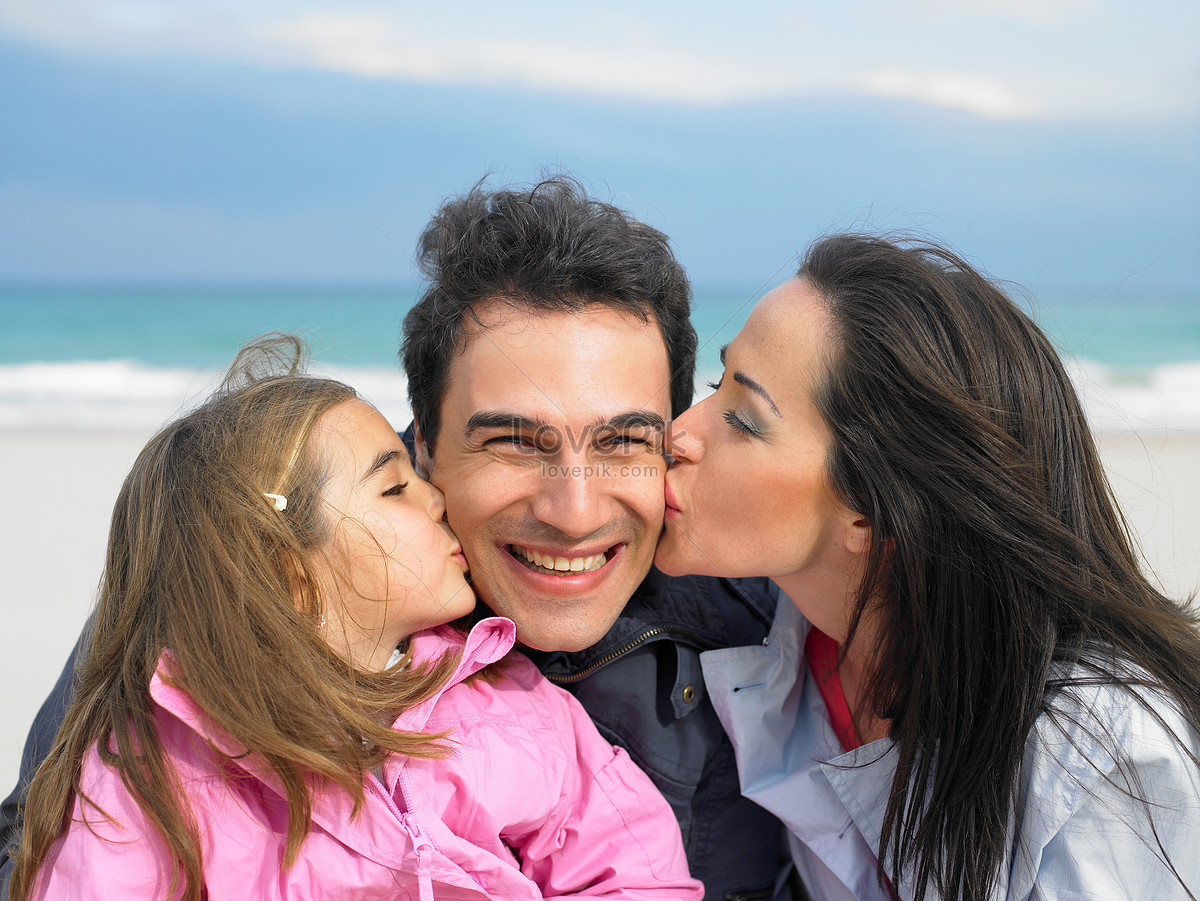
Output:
[418, 298, 673, 652]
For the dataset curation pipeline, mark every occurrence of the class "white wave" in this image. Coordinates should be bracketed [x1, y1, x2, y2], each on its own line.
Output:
[4, 359, 1198, 435]
[0, 361, 413, 432]
[1066, 358, 1200, 434]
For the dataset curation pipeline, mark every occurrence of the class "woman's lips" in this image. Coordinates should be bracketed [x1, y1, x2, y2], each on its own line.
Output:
[663, 481, 682, 516]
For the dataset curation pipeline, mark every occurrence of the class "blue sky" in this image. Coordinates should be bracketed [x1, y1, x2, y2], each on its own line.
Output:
[1, 0, 1197, 294]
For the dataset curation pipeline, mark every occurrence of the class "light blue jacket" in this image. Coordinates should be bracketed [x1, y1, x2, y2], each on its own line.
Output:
[701, 598, 1200, 900]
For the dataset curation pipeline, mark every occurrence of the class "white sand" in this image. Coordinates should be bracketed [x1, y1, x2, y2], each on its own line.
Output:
[1, 427, 1198, 795]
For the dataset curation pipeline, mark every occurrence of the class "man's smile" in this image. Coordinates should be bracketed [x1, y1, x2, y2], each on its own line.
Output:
[508, 543, 613, 576]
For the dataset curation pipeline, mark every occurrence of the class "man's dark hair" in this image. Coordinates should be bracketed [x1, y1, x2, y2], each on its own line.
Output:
[401, 176, 696, 453]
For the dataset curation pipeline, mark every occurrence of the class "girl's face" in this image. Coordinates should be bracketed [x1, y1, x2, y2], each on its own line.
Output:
[308, 398, 475, 669]
[655, 278, 868, 641]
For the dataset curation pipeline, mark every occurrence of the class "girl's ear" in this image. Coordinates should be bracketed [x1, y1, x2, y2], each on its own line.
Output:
[286, 555, 314, 613]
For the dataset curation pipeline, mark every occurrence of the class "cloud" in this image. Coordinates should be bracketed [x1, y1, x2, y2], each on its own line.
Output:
[1, 0, 1195, 120]
[256, 12, 797, 105]
[906, 0, 1093, 25]
[251, 11, 1045, 117]
[860, 68, 1038, 119]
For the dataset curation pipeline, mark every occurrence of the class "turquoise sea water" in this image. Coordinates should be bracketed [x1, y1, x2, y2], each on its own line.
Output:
[1, 284, 1198, 431]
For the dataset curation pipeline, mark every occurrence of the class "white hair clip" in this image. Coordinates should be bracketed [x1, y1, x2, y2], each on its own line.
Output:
[263, 492, 288, 512]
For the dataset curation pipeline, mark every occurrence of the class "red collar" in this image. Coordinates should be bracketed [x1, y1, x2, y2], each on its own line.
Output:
[805, 626, 862, 752]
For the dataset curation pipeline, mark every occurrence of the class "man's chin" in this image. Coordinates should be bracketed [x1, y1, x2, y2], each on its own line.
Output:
[497, 584, 629, 650]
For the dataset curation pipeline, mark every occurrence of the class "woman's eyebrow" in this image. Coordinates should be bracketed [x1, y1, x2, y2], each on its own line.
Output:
[719, 344, 782, 418]
[732, 372, 782, 418]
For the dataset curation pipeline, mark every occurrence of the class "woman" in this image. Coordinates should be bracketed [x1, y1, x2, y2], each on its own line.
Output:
[656, 234, 1200, 900]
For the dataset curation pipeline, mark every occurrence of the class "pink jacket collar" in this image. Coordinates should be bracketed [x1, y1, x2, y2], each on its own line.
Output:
[149, 615, 516, 744]
[145, 616, 517, 867]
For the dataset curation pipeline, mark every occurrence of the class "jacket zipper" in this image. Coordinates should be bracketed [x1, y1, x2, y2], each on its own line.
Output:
[544, 624, 712, 684]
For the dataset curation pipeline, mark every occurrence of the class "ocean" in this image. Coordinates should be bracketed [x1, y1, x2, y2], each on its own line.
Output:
[2, 284, 1198, 433]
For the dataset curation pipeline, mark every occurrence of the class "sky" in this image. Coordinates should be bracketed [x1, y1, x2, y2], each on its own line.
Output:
[1, 0, 1197, 295]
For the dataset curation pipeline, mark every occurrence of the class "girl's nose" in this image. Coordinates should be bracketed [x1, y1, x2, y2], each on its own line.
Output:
[665, 405, 703, 463]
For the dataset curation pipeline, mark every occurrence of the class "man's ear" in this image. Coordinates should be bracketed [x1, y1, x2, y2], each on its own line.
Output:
[413, 420, 432, 479]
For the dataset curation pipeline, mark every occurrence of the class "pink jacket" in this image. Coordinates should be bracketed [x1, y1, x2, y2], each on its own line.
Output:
[33, 617, 703, 900]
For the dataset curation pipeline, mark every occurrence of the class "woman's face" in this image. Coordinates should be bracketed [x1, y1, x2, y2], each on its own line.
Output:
[308, 398, 475, 669]
[655, 278, 867, 638]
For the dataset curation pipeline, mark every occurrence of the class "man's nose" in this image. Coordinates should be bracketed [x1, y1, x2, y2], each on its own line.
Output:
[534, 459, 613, 539]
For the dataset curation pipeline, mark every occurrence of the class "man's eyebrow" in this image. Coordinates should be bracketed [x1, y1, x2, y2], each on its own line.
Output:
[732, 371, 782, 418]
[464, 411, 550, 435]
[362, 449, 402, 483]
[598, 411, 667, 433]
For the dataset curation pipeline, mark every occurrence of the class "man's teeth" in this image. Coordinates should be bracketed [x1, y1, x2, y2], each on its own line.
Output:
[511, 545, 608, 575]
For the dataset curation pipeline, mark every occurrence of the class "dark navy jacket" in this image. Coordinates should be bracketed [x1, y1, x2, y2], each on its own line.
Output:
[530, 569, 786, 901]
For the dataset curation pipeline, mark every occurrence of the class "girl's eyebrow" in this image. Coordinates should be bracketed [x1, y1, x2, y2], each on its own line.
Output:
[361, 448, 403, 483]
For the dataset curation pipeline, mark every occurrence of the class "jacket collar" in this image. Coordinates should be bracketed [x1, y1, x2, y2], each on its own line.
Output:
[147, 617, 516, 868]
[150, 616, 515, 748]
[531, 568, 777, 680]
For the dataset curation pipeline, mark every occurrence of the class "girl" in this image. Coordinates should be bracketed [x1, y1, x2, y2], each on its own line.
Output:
[12, 336, 701, 900]
[656, 234, 1200, 900]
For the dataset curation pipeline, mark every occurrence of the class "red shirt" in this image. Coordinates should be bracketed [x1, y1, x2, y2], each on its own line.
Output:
[805, 626, 862, 752]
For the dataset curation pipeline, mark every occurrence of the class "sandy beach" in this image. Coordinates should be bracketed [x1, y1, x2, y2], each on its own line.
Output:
[2, 426, 1198, 795]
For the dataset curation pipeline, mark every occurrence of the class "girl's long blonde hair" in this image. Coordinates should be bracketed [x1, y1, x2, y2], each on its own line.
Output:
[12, 336, 460, 901]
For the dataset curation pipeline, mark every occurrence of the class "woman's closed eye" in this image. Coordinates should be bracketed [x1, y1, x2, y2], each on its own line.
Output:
[723, 409, 761, 438]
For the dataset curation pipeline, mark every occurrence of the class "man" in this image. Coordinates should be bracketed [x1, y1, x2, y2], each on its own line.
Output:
[1, 178, 788, 900]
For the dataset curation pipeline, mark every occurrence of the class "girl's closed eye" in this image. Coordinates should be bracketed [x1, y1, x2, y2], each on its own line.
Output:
[382, 482, 408, 497]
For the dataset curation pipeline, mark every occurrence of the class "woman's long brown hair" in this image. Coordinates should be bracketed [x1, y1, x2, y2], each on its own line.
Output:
[802, 235, 1200, 900]
[11, 336, 460, 901]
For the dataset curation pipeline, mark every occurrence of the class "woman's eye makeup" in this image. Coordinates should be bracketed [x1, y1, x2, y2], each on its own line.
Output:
[722, 408, 761, 437]
[710, 373, 762, 437]
[382, 482, 408, 497]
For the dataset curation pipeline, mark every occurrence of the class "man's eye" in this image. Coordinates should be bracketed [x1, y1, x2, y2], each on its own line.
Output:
[599, 433, 657, 454]
[382, 482, 408, 497]
[486, 435, 533, 447]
